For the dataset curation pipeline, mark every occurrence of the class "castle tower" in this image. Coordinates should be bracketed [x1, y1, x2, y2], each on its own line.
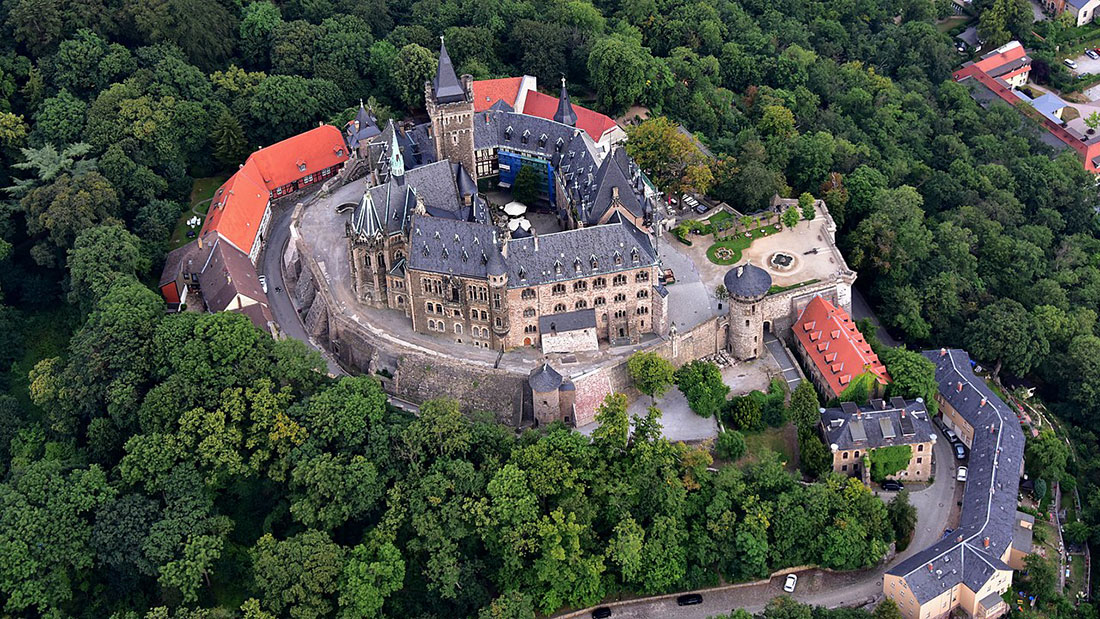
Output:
[388, 122, 405, 182]
[553, 77, 578, 127]
[487, 235, 511, 348]
[425, 37, 476, 178]
[724, 262, 772, 360]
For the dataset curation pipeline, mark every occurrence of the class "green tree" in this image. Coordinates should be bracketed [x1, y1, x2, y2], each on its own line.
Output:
[587, 34, 652, 113]
[289, 452, 383, 530]
[157, 534, 223, 603]
[592, 392, 630, 450]
[125, 0, 237, 70]
[874, 598, 905, 619]
[252, 531, 347, 619]
[781, 205, 800, 228]
[211, 109, 249, 169]
[627, 351, 675, 401]
[1022, 553, 1057, 601]
[887, 490, 918, 551]
[716, 429, 746, 460]
[798, 192, 816, 220]
[67, 223, 145, 312]
[625, 117, 713, 197]
[726, 396, 762, 430]
[798, 433, 832, 479]
[477, 591, 536, 619]
[250, 76, 342, 142]
[880, 348, 937, 411]
[511, 164, 542, 205]
[674, 360, 728, 418]
[393, 43, 436, 109]
[1064, 520, 1090, 545]
[789, 380, 820, 434]
[965, 298, 1049, 378]
[606, 517, 645, 585]
[338, 531, 405, 618]
[1026, 429, 1069, 483]
[240, 1, 282, 68]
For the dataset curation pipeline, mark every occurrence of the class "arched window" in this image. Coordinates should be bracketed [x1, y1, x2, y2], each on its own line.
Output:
[554, 303, 567, 312]
[637, 306, 649, 315]
[613, 274, 627, 286]
[637, 289, 649, 299]
[573, 280, 588, 292]
[524, 308, 536, 318]
[552, 283, 566, 296]
[575, 300, 587, 309]
[593, 277, 607, 289]
[521, 288, 536, 300]
[636, 271, 650, 283]
[613, 293, 626, 303]
[614, 309, 627, 319]
[594, 297, 606, 306]
[525, 324, 537, 333]
[455, 323, 463, 334]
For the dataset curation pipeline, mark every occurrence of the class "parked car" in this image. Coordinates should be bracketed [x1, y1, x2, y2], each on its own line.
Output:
[944, 428, 958, 443]
[956, 466, 968, 483]
[956, 41, 968, 54]
[1065, 58, 1079, 70]
[258, 274, 268, 294]
[694, 203, 708, 214]
[784, 574, 798, 593]
[954, 443, 966, 460]
[592, 607, 612, 619]
[677, 594, 703, 606]
[882, 480, 904, 492]
[1087, 49, 1099, 60]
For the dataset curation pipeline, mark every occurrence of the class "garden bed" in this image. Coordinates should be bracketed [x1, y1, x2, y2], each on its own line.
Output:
[705, 224, 782, 265]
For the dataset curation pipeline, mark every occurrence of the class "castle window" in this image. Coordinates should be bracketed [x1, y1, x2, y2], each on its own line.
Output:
[554, 260, 562, 275]
[575, 300, 587, 309]
[613, 274, 627, 286]
[521, 129, 530, 144]
[426, 303, 434, 314]
[636, 271, 650, 283]
[525, 325, 537, 333]
[552, 283, 566, 296]
[590, 255, 598, 270]
[614, 251, 622, 266]
[574, 258, 582, 272]
[573, 281, 587, 292]
[554, 303, 567, 312]
[524, 308, 536, 317]
[637, 306, 649, 315]
[538, 134, 547, 148]
[455, 324, 462, 334]
[918, 444, 924, 452]
[365, 254, 371, 267]
[613, 293, 626, 303]
[637, 289, 648, 299]
[495, 317, 502, 327]
[594, 297, 606, 306]
[504, 126, 512, 140]
[593, 277, 606, 289]
[614, 309, 626, 319]
[556, 137, 564, 152]
[522, 288, 536, 300]
[493, 292, 501, 309]
[421, 278, 430, 292]
[631, 248, 639, 263]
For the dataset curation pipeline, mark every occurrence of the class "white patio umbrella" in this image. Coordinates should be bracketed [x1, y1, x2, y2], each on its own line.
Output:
[503, 201, 527, 217]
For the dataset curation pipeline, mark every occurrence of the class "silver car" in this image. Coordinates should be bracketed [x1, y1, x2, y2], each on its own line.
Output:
[954, 443, 966, 460]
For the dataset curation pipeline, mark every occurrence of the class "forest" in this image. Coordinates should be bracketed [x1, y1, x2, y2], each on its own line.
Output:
[1, 0, 1100, 615]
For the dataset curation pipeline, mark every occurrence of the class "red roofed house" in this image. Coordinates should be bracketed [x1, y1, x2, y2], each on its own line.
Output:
[471, 75, 626, 147]
[792, 295, 891, 400]
[159, 123, 349, 329]
[953, 41, 1100, 172]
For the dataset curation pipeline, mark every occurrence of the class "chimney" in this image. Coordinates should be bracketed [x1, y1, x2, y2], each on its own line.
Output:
[957, 382, 964, 392]
[983, 537, 990, 548]
[980, 397, 987, 407]
[940, 348, 947, 356]
[533, 231, 539, 252]
[928, 563, 934, 572]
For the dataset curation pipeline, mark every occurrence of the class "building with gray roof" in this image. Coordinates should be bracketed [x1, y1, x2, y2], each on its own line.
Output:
[883, 349, 1027, 619]
[821, 398, 936, 482]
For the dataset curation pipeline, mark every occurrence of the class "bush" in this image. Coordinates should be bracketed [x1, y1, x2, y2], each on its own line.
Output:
[716, 430, 746, 461]
[725, 396, 762, 430]
[674, 360, 729, 418]
[870, 445, 912, 482]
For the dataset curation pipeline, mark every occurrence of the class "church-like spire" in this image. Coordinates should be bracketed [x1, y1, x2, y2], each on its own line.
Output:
[388, 121, 404, 180]
[554, 76, 578, 127]
[432, 36, 466, 104]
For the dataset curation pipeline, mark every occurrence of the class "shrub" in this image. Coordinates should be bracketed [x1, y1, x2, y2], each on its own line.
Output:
[870, 445, 912, 482]
[725, 395, 762, 430]
[674, 360, 729, 418]
[716, 430, 746, 461]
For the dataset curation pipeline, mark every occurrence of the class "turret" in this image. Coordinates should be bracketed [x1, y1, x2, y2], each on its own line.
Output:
[553, 77, 578, 127]
[388, 121, 404, 182]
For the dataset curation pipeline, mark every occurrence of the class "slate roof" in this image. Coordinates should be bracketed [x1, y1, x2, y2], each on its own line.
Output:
[233, 302, 274, 332]
[406, 214, 499, 279]
[554, 80, 578, 127]
[197, 239, 267, 314]
[432, 38, 467, 104]
[351, 161, 471, 237]
[1031, 92, 1069, 124]
[723, 263, 772, 299]
[159, 239, 213, 287]
[346, 101, 381, 148]
[529, 362, 564, 392]
[886, 349, 1025, 604]
[539, 308, 596, 334]
[821, 398, 935, 451]
[504, 214, 657, 288]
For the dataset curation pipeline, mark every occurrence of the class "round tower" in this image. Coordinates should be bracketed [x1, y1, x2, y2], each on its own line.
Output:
[724, 262, 772, 360]
[487, 237, 510, 347]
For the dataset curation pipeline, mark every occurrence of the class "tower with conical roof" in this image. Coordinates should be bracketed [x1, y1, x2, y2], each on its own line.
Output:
[388, 121, 405, 182]
[553, 77, 578, 127]
[425, 36, 477, 180]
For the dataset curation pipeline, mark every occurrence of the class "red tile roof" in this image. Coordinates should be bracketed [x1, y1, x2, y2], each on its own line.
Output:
[472, 77, 523, 112]
[200, 124, 349, 255]
[793, 296, 890, 398]
[248, 124, 349, 192]
[522, 90, 618, 141]
[972, 41, 1027, 74]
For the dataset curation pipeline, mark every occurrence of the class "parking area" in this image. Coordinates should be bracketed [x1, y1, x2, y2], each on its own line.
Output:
[1065, 50, 1100, 76]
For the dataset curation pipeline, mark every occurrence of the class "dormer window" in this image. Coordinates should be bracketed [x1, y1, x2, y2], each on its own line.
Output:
[556, 137, 564, 152]
[297, 162, 307, 172]
[521, 129, 530, 144]
[614, 251, 623, 266]
[590, 255, 598, 270]
[519, 267, 527, 280]
[554, 260, 562, 275]
[631, 248, 639, 263]
[504, 126, 513, 140]
[538, 134, 547, 148]
[574, 258, 582, 272]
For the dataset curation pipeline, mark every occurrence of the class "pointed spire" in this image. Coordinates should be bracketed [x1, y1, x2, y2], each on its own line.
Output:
[432, 36, 466, 104]
[388, 120, 404, 180]
[554, 76, 578, 127]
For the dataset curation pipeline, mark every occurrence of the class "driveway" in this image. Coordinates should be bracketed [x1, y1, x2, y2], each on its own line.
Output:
[1066, 52, 1100, 77]
[764, 334, 802, 389]
[557, 426, 959, 618]
[259, 204, 345, 376]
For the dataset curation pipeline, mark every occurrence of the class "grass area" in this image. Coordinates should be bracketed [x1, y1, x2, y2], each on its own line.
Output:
[4, 306, 79, 417]
[169, 175, 229, 250]
[705, 210, 734, 229]
[1067, 554, 1086, 595]
[935, 15, 971, 33]
[739, 424, 799, 472]
[705, 224, 783, 265]
[768, 279, 820, 295]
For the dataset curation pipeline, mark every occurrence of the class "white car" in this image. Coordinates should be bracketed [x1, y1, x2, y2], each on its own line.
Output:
[1065, 58, 1079, 70]
[258, 274, 268, 294]
[956, 466, 968, 483]
[784, 574, 798, 593]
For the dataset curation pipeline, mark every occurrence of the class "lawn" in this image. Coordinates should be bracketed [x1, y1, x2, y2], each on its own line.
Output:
[935, 15, 971, 34]
[706, 224, 783, 265]
[168, 175, 229, 250]
[739, 424, 800, 472]
[705, 210, 734, 229]
[1067, 554, 1086, 595]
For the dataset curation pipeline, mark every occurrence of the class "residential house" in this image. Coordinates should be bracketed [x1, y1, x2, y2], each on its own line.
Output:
[791, 295, 890, 401]
[820, 398, 937, 483]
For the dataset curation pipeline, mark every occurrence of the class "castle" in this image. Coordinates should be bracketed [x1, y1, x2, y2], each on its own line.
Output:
[342, 40, 667, 352]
